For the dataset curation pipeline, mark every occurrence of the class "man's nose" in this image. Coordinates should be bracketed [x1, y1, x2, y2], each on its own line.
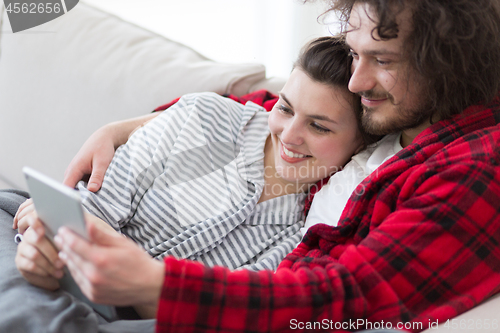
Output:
[348, 59, 377, 94]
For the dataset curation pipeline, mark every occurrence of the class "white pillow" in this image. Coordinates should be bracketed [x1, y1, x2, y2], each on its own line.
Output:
[0, 3, 268, 189]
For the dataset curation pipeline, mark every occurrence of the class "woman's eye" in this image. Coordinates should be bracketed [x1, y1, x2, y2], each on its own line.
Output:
[277, 104, 293, 115]
[311, 123, 331, 134]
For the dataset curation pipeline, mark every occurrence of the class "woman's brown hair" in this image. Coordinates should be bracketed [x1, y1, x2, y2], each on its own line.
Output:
[295, 36, 380, 146]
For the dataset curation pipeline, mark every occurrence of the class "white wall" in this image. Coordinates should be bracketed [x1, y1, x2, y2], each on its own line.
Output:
[82, 0, 338, 78]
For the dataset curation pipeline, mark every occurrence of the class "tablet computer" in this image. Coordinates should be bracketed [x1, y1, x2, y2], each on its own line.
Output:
[23, 166, 117, 320]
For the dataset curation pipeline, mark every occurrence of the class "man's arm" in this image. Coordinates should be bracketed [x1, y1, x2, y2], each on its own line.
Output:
[63, 112, 160, 191]
[63, 90, 277, 192]
[54, 157, 500, 331]
[155, 159, 500, 332]
[56, 111, 500, 331]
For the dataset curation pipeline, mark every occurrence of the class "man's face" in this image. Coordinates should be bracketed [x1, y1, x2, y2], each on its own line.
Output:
[345, 2, 433, 136]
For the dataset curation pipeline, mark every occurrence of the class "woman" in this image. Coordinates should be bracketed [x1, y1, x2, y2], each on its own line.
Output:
[14, 36, 367, 317]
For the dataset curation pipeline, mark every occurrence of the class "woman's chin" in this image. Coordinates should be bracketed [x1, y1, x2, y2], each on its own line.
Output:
[275, 172, 317, 187]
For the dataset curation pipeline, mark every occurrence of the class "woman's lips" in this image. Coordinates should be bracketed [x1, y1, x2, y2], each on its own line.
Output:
[280, 142, 311, 163]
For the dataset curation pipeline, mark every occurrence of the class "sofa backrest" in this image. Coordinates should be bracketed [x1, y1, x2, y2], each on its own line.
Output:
[0, 3, 284, 190]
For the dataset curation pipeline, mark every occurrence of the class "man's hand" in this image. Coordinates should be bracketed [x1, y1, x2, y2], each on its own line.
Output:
[54, 216, 165, 311]
[63, 124, 118, 192]
[63, 112, 160, 192]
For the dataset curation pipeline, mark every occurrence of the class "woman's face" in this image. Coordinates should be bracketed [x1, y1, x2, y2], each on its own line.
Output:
[268, 68, 363, 186]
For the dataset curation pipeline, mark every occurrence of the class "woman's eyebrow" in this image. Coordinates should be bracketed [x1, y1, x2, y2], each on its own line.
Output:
[309, 114, 338, 124]
[279, 93, 293, 108]
[280, 92, 338, 124]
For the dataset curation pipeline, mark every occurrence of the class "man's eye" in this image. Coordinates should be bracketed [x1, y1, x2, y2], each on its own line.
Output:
[348, 50, 358, 58]
[377, 59, 391, 66]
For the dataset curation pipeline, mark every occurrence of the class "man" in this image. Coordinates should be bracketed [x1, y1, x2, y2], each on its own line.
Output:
[17, 0, 500, 331]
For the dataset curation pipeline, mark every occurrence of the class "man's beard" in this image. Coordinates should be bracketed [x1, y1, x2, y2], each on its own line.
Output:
[359, 90, 434, 136]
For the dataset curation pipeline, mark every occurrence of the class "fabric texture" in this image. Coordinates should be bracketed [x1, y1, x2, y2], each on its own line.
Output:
[80, 92, 306, 271]
[155, 97, 500, 333]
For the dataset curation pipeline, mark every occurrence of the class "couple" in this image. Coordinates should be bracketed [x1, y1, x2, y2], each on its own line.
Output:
[15, 35, 373, 318]
[13, 0, 500, 331]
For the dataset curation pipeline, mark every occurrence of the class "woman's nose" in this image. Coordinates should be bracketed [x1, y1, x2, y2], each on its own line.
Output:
[280, 119, 304, 146]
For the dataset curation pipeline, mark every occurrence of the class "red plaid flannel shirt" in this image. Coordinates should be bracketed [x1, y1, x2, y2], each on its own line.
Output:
[156, 97, 500, 333]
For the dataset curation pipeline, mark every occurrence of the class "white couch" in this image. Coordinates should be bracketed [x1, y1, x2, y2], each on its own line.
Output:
[0, 2, 285, 191]
[0, 3, 498, 332]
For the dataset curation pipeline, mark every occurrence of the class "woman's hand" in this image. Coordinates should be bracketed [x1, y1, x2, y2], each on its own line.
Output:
[54, 216, 165, 311]
[15, 213, 64, 291]
[63, 112, 161, 192]
[13, 198, 35, 232]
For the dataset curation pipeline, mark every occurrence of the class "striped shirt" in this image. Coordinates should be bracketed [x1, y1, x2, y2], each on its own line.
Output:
[78, 92, 306, 271]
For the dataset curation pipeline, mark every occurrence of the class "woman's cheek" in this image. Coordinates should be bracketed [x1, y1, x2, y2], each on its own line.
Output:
[267, 110, 281, 135]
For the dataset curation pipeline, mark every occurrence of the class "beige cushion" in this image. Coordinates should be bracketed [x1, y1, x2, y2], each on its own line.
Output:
[422, 293, 500, 333]
[0, 3, 268, 190]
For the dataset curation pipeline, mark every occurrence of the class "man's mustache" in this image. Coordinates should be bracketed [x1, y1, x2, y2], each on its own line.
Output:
[358, 90, 392, 101]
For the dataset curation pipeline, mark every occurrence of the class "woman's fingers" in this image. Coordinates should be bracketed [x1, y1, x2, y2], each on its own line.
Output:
[17, 227, 64, 278]
[16, 207, 37, 234]
[15, 224, 66, 291]
[13, 199, 34, 230]
[20, 271, 60, 291]
[14, 213, 67, 291]
[15, 242, 62, 278]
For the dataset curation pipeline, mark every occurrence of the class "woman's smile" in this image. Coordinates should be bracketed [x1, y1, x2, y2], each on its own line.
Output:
[280, 141, 312, 163]
[266, 68, 363, 186]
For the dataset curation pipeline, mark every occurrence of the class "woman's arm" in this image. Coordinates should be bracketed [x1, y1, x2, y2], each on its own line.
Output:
[63, 112, 161, 192]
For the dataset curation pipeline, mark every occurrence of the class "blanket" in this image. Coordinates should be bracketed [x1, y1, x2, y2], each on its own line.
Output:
[0, 190, 155, 333]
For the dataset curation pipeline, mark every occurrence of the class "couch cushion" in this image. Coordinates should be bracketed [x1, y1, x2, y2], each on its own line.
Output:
[0, 3, 267, 190]
[422, 293, 500, 333]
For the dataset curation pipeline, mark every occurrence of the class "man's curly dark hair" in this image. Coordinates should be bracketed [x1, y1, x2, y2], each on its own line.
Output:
[321, 0, 500, 120]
